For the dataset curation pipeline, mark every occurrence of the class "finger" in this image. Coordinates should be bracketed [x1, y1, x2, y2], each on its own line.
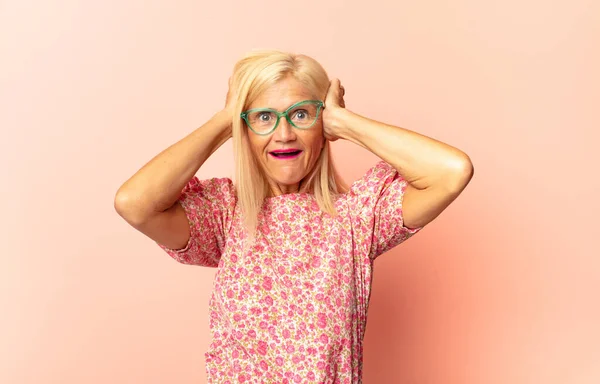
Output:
[331, 78, 340, 90]
[325, 80, 333, 99]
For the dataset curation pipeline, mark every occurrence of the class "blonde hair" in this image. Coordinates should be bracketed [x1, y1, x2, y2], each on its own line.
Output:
[229, 49, 348, 247]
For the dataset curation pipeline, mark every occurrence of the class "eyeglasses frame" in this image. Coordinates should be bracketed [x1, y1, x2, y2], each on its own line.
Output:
[240, 99, 324, 136]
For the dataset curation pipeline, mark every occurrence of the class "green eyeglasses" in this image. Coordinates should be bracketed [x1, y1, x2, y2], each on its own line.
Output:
[241, 100, 324, 135]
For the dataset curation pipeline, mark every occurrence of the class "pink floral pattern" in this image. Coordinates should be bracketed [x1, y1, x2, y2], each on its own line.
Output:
[157, 161, 423, 383]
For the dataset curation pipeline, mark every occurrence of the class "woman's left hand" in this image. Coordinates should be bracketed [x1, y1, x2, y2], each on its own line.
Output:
[322, 78, 346, 142]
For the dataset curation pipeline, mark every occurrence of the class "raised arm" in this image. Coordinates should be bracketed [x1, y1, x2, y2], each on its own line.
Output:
[323, 78, 474, 229]
[114, 81, 235, 251]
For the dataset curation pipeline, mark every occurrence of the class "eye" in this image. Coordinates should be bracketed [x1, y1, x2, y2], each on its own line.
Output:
[292, 109, 309, 120]
[258, 112, 272, 121]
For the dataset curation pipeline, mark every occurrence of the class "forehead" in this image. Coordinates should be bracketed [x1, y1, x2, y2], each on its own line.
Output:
[249, 76, 313, 110]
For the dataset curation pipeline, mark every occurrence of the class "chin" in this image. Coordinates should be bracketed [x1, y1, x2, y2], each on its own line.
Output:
[270, 170, 306, 186]
[273, 175, 303, 187]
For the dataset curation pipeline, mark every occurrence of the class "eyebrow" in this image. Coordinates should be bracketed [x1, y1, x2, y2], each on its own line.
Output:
[250, 99, 311, 112]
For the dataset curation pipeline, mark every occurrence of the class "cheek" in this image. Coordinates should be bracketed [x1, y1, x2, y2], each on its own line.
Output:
[305, 132, 325, 153]
[247, 133, 269, 157]
[314, 125, 325, 150]
[304, 124, 324, 151]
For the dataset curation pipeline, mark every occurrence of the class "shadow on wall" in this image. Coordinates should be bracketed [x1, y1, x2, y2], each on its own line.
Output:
[362, 205, 492, 383]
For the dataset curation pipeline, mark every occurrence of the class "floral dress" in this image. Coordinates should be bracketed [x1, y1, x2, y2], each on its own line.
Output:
[157, 161, 424, 383]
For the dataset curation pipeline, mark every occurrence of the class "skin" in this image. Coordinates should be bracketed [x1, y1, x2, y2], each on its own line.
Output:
[115, 71, 473, 251]
[245, 74, 474, 228]
[245, 75, 327, 196]
[323, 78, 474, 229]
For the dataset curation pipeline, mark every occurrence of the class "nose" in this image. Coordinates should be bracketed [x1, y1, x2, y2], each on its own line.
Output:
[273, 117, 297, 142]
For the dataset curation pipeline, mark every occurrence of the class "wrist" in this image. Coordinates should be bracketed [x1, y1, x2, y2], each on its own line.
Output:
[331, 108, 360, 142]
[213, 109, 234, 136]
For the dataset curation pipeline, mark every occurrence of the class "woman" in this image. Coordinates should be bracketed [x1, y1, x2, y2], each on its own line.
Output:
[115, 50, 473, 383]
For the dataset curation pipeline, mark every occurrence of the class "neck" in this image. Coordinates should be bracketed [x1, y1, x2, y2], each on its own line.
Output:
[267, 180, 305, 197]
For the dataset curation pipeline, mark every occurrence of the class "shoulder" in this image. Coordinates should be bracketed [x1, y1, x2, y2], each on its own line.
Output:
[345, 160, 403, 198]
[183, 176, 233, 192]
[180, 176, 237, 205]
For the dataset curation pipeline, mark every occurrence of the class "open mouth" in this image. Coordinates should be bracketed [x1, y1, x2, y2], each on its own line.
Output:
[269, 150, 303, 159]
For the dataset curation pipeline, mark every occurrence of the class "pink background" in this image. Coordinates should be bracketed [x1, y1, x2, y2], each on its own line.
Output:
[2, 0, 599, 383]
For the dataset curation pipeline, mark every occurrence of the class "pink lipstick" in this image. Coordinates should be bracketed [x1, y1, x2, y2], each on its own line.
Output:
[269, 149, 303, 160]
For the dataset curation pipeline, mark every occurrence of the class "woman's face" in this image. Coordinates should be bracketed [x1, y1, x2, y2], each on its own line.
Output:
[245, 75, 324, 196]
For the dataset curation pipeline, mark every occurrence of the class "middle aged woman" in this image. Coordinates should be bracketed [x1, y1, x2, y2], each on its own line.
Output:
[114, 49, 474, 383]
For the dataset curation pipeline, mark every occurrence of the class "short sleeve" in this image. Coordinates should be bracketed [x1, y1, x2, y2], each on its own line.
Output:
[347, 161, 423, 261]
[156, 176, 236, 267]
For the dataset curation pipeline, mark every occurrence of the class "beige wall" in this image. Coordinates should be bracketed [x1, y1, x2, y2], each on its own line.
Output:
[1, 0, 599, 383]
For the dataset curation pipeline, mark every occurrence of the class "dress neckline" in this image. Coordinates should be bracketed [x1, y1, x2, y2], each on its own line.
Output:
[263, 192, 313, 203]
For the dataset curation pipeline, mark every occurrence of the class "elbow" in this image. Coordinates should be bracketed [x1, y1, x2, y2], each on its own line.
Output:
[114, 190, 148, 226]
[113, 190, 129, 216]
[114, 190, 133, 219]
[447, 155, 474, 193]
